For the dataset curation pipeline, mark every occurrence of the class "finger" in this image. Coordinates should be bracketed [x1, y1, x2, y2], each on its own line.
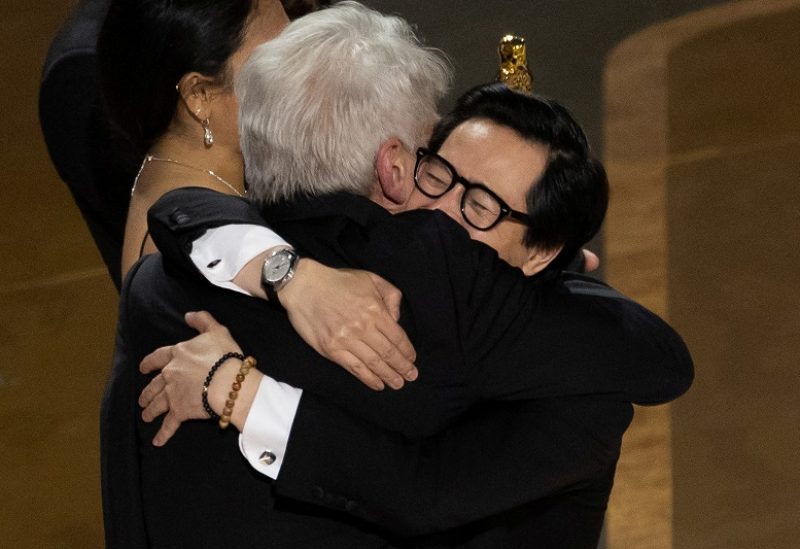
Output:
[140, 345, 174, 374]
[368, 273, 403, 321]
[363, 324, 417, 383]
[329, 349, 386, 391]
[184, 310, 221, 334]
[345, 339, 406, 390]
[152, 412, 182, 447]
[141, 391, 170, 423]
[374, 315, 417, 371]
[582, 250, 600, 272]
[138, 373, 166, 408]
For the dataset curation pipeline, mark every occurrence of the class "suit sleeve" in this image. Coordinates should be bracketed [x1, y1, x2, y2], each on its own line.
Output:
[147, 187, 268, 281]
[273, 393, 632, 536]
[148, 190, 693, 416]
[416, 212, 694, 406]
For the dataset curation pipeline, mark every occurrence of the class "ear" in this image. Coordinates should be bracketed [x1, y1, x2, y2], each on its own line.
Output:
[374, 138, 414, 209]
[176, 72, 219, 121]
[521, 244, 563, 276]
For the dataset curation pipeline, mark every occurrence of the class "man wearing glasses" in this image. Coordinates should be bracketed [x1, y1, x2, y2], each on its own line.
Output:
[415, 147, 535, 229]
[108, 5, 692, 548]
[405, 82, 609, 282]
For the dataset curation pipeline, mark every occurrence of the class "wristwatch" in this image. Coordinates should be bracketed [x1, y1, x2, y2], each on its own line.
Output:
[261, 248, 300, 308]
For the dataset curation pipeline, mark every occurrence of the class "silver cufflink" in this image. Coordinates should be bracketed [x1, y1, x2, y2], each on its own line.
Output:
[259, 451, 277, 465]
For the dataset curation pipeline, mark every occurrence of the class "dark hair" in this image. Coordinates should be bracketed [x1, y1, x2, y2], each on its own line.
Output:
[428, 83, 609, 272]
[97, 0, 256, 160]
[280, 0, 332, 19]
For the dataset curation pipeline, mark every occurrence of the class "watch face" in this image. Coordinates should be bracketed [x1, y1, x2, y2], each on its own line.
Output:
[264, 251, 293, 284]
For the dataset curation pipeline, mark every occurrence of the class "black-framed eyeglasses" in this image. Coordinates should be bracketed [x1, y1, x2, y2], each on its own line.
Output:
[414, 148, 532, 231]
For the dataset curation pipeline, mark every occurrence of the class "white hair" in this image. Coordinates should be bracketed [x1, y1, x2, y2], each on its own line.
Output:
[236, 1, 452, 204]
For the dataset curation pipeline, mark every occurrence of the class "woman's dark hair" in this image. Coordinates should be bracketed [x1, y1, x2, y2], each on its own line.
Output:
[428, 83, 609, 272]
[97, 0, 256, 161]
[280, 0, 332, 19]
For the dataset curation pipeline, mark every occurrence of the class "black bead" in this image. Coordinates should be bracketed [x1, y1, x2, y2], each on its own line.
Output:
[201, 351, 245, 421]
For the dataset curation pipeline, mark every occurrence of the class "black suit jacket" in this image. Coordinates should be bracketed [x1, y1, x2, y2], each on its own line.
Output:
[40, 0, 134, 289]
[103, 188, 692, 547]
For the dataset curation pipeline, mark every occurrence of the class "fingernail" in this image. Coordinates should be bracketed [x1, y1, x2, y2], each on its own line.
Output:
[389, 377, 404, 390]
[185, 311, 195, 320]
[404, 368, 418, 381]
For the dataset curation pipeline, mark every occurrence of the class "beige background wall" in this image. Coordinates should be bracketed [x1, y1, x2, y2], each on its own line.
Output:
[668, 5, 800, 548]
[604, 1, 800, 547]
[0, 1, 117, 547]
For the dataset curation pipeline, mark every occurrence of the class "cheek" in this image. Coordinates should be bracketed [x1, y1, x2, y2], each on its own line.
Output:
[213, 94, 241, 138]
[474, 225, 525, 266]
[406, 188, 434, 210]
[469, 228, 502, 252]
[503, 230, 532, 268]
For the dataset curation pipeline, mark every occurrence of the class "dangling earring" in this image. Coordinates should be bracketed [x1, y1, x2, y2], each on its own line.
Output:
[202, 118, 214, 147]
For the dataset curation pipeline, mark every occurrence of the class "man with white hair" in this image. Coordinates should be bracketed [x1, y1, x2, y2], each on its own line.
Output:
[105, 3, 691, 547]
[238, 2, 447, 206]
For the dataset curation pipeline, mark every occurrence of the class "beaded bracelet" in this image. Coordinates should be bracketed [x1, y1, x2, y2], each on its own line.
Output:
[219, 356, 257, 429]
[202, 352, 245, 421]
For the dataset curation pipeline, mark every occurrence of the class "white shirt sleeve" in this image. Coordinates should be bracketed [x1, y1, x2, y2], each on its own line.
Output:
[238, 375, 303, 479]
[190, 224, 300, 478]
[189, 224, 289, 295]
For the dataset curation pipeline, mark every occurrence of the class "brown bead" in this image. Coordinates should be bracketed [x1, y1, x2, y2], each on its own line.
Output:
[232, 382, 241, 391]
[236, 374, 246, 383]
[244, 357, 257, 368]
[219, 418, 231, 429]
[225, 399, 236, 409]
[223, 407, 233, 416]
[228, 391, 238, 400]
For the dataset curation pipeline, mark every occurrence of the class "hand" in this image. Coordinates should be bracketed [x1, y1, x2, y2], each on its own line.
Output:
[138, 311, 249, 446]
[280, 259, 418, 391]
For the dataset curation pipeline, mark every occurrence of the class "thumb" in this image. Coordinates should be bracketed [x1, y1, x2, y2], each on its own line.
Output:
[184, 310, 221, 333]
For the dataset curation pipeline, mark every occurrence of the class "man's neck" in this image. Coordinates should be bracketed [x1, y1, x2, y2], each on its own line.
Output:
[368, 183, 410, 215]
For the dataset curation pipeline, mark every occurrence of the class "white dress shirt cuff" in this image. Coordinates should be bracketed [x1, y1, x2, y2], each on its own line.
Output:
[238, 375, 303, 479]
[189, 224, 289, 295]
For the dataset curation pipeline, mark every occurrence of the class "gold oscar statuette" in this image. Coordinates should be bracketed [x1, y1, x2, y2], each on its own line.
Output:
[497, 34, 532, 93]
